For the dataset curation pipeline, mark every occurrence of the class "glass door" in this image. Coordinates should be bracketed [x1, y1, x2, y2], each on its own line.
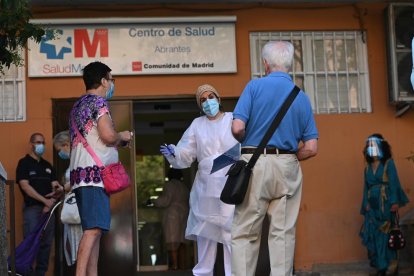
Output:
[136, 155, 168, 271]
[99, 100, 136, 276]
[52, 99, 137, 276]
[133, 99, 198, 272]
[133, 97, 238, 274]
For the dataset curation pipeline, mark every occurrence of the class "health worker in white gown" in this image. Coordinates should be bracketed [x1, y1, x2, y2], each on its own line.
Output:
[160, 84, 239, 276]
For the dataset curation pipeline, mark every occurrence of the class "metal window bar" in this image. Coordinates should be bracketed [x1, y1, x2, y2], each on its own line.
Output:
[250, 30, 370, 114]
[13, 79, 17, 121]
[0, 64, 25, 122]
[310, 33, 321, 113]
[343, 32, 352, 113]
[321, 32, 331, 114]
[2, 79, 19, 122]
[355, 31, 363, 113]
[363, 32, 372, 113]
[301, 32, 307, 89]
[289, 32, 296, 82]
[355, 31, 364, 112]
[303, 33, 317, 112]
[333, 32, 341, 113]
[17, 66, 22, 120]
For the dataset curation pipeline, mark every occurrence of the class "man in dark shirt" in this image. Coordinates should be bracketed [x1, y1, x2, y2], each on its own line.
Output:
[16, 132, 63, 276]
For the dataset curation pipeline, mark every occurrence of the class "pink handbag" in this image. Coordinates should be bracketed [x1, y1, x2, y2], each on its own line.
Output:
[100, 162, 130, 194]
[72, 117, 130, 194]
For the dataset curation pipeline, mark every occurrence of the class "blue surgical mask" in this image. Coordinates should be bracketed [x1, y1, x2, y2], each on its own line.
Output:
[34, 144, 45, 156]
[202, 98, 220, 117]
[58, 150, 70, 160]
[105, 81, 115, 100]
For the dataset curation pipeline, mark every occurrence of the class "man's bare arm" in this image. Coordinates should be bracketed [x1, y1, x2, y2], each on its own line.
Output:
[297, 138, 318, 161]
[232, 119, 246, 143]
[19, 180, 56, 208]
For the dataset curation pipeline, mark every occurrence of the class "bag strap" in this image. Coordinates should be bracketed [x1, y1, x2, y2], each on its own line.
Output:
[246, 85, 301, 169]
[71, 114, 104, 168]
[392, 211, 400, 228]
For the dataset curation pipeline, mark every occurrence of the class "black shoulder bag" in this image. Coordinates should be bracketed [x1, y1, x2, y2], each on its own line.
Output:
[220, 86, 300, 205]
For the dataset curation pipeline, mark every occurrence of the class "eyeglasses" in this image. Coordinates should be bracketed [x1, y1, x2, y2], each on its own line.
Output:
[108, 78, 115, 83]
[32, 141, 45, 145]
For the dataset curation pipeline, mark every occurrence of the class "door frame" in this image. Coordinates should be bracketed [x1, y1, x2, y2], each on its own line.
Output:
[52, 98, 137, 276]
[52, 95, 241, 275]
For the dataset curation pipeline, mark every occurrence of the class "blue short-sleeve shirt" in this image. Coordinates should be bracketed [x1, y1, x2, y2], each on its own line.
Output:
[233, 72, 318, 151]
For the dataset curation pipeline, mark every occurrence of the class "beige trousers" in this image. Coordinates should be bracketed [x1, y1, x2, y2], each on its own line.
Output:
[231, 153, 303, 276]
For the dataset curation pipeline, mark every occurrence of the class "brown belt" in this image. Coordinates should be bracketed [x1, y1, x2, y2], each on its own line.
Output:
[241, 148, 296, 155]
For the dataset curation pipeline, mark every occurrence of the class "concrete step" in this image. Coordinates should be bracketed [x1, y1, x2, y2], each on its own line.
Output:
[135, 263, 414, 276]
[137, 270, 192, 275]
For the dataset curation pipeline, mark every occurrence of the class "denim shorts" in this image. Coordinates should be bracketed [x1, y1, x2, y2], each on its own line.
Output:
[74, 186, 111, 232]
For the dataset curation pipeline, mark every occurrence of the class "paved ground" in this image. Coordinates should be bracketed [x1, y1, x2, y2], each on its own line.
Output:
[296, 261, 414, 276]
[135, 261, 414, 275]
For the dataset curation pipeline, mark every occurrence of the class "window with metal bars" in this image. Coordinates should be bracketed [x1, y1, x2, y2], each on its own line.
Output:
[0, 63, 26, 122]
[250, 31, 371, 114]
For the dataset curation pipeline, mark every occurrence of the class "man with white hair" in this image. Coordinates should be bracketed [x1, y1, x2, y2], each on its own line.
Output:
[231, 41, 319, 276]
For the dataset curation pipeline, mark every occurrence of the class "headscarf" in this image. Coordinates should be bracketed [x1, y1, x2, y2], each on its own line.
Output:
[195, 84, 220, 109]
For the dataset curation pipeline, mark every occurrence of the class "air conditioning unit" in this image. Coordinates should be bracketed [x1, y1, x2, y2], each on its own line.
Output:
[385, 3, 414, 112]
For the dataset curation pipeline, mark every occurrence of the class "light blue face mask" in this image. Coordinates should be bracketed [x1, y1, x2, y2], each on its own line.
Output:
[58, 150, 70, 160]
[34, 144, 45, 156]
[202, 98, 220, 117]
[105, 81, 115, 100]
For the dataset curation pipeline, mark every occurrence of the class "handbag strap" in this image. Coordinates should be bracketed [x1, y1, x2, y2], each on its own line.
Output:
[246, 85, 300, 169]
[71, 114, 104, 168]
[392, 211, 400, 228]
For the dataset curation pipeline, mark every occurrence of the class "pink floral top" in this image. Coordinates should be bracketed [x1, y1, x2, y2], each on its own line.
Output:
[69, 94, 118, 189]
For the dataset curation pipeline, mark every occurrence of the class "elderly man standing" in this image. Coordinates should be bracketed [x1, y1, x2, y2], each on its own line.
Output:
[231, 41, 318, 276]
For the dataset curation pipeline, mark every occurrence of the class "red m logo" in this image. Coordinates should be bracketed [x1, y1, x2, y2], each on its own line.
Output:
[74, 29, 109, 58]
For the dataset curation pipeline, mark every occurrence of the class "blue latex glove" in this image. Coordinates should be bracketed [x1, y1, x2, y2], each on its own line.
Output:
[160, 144, 175, 157]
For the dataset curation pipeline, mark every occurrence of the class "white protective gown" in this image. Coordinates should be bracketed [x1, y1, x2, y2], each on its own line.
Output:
[166, 112, 238, 245]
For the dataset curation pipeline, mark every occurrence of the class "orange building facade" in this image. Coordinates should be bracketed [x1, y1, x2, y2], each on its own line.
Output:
[2, 2, 414, 275]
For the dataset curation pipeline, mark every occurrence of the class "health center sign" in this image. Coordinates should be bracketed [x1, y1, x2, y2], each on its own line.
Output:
[28, 17, 237, 77]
